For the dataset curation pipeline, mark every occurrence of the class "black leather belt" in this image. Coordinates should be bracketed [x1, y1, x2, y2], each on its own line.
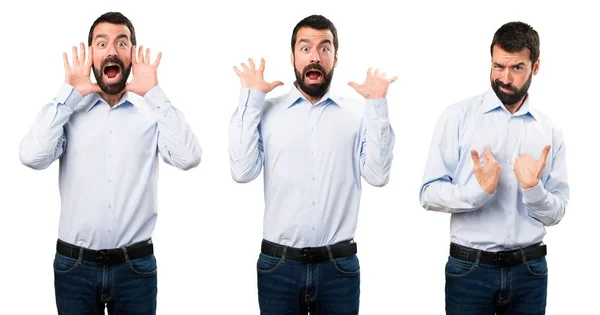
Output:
[450, 242, 547, 267]
[56, 239, 154, 266]
[261, 239, 357, 264]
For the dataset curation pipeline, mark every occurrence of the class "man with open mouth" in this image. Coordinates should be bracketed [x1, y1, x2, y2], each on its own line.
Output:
[19, 11, 202, 314]
[229, 14, 397, 314]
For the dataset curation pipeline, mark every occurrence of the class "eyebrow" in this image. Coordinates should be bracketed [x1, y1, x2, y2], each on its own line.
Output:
[493, 61, 526, 68]
[298, 38, 332, 46]
[94, 34, 129, 42]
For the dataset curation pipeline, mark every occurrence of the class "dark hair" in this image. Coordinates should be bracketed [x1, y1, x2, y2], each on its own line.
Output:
[88, 12, 136, 46]
[291, 15, 338, 53]
[490, 21, 539, 63]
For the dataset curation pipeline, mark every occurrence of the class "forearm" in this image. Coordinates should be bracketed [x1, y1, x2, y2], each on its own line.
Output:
[19, 84, 81, 169]
[360, 98, 395, 187]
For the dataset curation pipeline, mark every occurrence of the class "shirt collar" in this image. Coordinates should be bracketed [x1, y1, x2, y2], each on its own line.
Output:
[285, 82, 343, 109]
[481, 88, 537, 121]
[84, 91, 141, 112]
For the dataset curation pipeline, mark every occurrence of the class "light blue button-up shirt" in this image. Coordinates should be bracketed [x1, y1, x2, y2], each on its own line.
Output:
[229, 84, 395, 248]
[19, 84, 201, 250]
[419, 88, 569, 252]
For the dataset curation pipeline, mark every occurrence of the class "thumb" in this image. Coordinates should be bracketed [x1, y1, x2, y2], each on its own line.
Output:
[540, 144, 551, 163]
[348, 82, 360, 91]
[470, 149, 481, 168]
[269, 81, 284, 90]
[91, 84, 102, 94]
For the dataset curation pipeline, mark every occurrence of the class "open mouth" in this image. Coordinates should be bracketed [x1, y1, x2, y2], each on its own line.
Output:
[305, 70, 323, 83]
[102, 63, 122, 83]
[500, 86, 514, 94]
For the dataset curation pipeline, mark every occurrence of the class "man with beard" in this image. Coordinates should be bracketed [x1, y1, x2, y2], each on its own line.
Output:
[19, 12, 201, 314]
[419, 21, 569, 314]
[229, 15, 396, 314]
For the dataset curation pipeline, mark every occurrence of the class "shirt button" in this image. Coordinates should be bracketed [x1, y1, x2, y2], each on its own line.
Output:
[109, 129, 113, 134]
[108, 204, 112, 208]
[311, 151, 315, 156]
[108, 153, 112, 159]
[312, 176, 316, 181]
[107, 229, 111, 234]
[508, 185, 512, 189]
[311, 126, 315, 131]
[311, 201, 316, 205]
[108, 179, 112, 184]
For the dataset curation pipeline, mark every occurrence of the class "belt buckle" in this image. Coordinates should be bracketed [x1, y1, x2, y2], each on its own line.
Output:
[299, 247, 317, 264]
[96, 249, 121, 266]
[495, 251, 516, 267]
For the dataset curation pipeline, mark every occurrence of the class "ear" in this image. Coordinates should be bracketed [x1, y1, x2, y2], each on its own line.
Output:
[532, 58, 540, 75]
[334, 53, 338, 67]
[290, 52, 294, 67]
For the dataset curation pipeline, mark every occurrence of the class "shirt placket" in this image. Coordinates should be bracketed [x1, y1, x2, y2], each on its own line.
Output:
[307, 102, 325, 243]
[504, 115, 521, 245]
[105, 107, 116, 249]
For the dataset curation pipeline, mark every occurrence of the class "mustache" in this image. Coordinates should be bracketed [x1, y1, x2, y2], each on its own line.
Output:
[494, 79, 518, 93]
[100, 57, 125, 70]
[302, 63, 327, 77]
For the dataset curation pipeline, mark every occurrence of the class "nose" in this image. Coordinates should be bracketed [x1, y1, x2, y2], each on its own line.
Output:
[309, 49, 321, 64]
[499, 68, 512, 85]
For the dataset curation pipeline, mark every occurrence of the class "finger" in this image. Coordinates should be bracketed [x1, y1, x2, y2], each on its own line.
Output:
[241, 63, 249, 72]
[374, 68, 381, 77]
[366, 67, 373, 77]
[348, 81, 360, 91]
[63, 52, 70, 70]
[91, 84, 102, 94]
[389, 76, 399, 83]
[483, 147, 491, 163]
[248, 58, 256, 71]
[145, 48, 151, 64]
[79, 43, 86, 66]
[540, 145, 551, 164]
[153, 52, 162, 68]
[269, 81, 284, 90]
[470, 150, 481, 168]
[131, 45, 138, 64]
[258, 58, 265, 75]
[86, 46, 93, 68]
[72, 46, 78, 66]
[138, 45, 144, 64]
[233, 66, 243, 76]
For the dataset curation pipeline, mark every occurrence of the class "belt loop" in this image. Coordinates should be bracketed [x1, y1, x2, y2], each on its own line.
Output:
[77, 247, 84, 264]
[281, 246, 287, 263]
[519, 248, 527, 264]
[326, 245, 334, 262]
[122, 246, 130, 263]
[475, 250, 482, 267]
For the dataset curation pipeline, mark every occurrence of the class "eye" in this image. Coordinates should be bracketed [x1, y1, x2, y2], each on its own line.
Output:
[117, 42, 126, 47]
[513, 65, 524, 71]
[321, 46, 330, 52]
[301, 47, 309, 52]
[97, 42, 106, 47]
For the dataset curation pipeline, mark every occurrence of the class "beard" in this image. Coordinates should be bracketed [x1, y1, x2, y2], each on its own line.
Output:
[294, 62, 334, 99]
[490, 71, 533, 106]
[92, 56, 131, 95]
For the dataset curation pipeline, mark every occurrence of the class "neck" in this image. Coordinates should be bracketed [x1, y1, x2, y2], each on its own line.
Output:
[99, 91, 126, 107]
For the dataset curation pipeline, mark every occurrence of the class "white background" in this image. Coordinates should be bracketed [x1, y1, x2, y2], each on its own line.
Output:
[0, 0, 597, 313]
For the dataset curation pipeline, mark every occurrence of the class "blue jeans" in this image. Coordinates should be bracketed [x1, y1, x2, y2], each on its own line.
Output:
[53, 252, 157, 314]
[257, 251, 360, 314]
[445, 254, 548, 315]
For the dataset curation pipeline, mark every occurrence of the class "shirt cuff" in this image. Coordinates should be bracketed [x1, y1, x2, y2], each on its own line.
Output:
[54, 83, 84, 111]
[522, 180, 546, 204]
[365, 98, 389, 119]
[238, 88, 266, 111]
[144, 85, 172, 111]
[463, 177, 493, 207]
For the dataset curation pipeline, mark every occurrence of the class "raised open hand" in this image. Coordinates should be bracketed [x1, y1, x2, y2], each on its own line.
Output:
[348, 68, 397, 99]
[63, 43, 101, 96]
[233, 58, 283, 94]
[125, 45, 161, 96]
